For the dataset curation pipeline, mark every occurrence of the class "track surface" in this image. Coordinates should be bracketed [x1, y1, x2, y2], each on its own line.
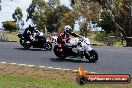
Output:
[0, 42, 132, 75]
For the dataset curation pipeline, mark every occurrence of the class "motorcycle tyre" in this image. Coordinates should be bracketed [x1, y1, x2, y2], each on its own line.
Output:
[45, 42, 52, 51]
[53, 45, 66, 59]
[85, 49, 98, 62]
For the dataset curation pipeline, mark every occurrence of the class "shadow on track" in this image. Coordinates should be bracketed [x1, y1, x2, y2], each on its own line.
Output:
[14, 48, 47, 51]
[50, 58, 97, 63]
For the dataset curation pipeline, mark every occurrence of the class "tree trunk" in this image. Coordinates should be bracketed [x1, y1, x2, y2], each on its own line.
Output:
[125, 37, 132, 47]
[126, 6, 132, 47]
[10, 29, 12, 33]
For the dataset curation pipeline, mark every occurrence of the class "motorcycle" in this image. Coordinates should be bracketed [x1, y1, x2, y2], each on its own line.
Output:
[53, 36, 98, 62]
[17, 33, 52, 51]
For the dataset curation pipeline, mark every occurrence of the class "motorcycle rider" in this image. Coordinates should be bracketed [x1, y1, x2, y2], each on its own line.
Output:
[57, 25, 80, 56]
[33, 29, 46, 45]
[23, 25, 46, 44]
[58, 25, 71, 44]
[23, 25, 35, 42]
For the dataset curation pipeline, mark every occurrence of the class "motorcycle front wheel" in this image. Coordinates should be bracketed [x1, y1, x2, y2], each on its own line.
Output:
[85, 49, 98, 62]
[23, 41, 31, 49]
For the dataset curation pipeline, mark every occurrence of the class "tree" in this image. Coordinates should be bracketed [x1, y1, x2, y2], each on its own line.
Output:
[91, 0, 132, 46]
[46, 5, 71, 32]
[62, 11, 76, 27]
[48, 0, 60, 9]
[2, 21, 18, 33]
[71, 0, 101, 36]
[12, 7, 24, 28]
[27, 0, 52, 32]
[79, 20, 89, 36]
[99, 11, 117, 34]
[71, 0, 132, 46]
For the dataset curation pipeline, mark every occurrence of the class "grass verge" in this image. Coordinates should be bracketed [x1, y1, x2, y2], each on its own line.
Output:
[4, 31, 19, 42]
[0, 63, 131, 88]
[2, 31, 126, 47]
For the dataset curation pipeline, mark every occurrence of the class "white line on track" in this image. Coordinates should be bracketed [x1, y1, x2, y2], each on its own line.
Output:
[0, 61, 97, 74]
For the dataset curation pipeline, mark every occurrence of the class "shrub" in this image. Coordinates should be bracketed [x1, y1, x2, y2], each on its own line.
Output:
[95, 32, 117, 46]
[2, 21, 18, 33]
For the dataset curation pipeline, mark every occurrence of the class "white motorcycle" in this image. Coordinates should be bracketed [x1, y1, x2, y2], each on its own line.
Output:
[53, 36, 98, 62]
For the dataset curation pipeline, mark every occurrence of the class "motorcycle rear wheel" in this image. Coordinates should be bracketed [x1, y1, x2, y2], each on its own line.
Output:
[23, 41, 31, 49]
[19, 39, 24, 46]
[20, 39, 30, 49]
[85, 49, 98, 62]
[45, 42, 52, 51]
[53, 45, 66, 59]
[23, 44, 31, 49]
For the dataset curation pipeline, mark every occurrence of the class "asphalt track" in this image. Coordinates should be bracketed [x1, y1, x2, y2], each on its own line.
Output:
[0, 42, 132, 75]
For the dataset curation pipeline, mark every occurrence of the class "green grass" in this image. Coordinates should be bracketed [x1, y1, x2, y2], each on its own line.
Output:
[0, 74, 131, 88]
[113, 40, 126, 47]
[0, 74, 82, 88]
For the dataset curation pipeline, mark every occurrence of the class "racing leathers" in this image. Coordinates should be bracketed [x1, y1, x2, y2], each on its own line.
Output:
[57, 31, 80, 56]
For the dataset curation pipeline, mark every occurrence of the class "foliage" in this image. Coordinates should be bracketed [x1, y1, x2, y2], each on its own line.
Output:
[98, 11, 117, 34]
[95, 32, 121, 46]
[27, 0, 72, 33]
[2, 21, 18, 33]
[12, 7, 24, 28]
[71, 0, 101, 36]
[95, 0, 132, 46]
[71, 0, 132, 46]
[79, 21, 88, 36]
[74, 1, 101, 21]
[26, 0, 52, 32]
[62, 11, 76, 27]
[48, 0, 60, 9]
[94, 0, 131, 36]
[46, 5, 71, 32]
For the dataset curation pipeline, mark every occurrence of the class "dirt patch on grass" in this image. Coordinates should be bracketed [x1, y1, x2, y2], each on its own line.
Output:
[0, 63, 77, 83]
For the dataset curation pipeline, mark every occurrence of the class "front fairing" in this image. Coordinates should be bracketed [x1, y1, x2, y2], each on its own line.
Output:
[68, 37, 79, 46]
[78, 41, 93, 52]
[85, 44, 93, 51]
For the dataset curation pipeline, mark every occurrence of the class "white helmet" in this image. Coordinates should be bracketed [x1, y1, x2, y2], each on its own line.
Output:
[64, 25, 72, 33]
